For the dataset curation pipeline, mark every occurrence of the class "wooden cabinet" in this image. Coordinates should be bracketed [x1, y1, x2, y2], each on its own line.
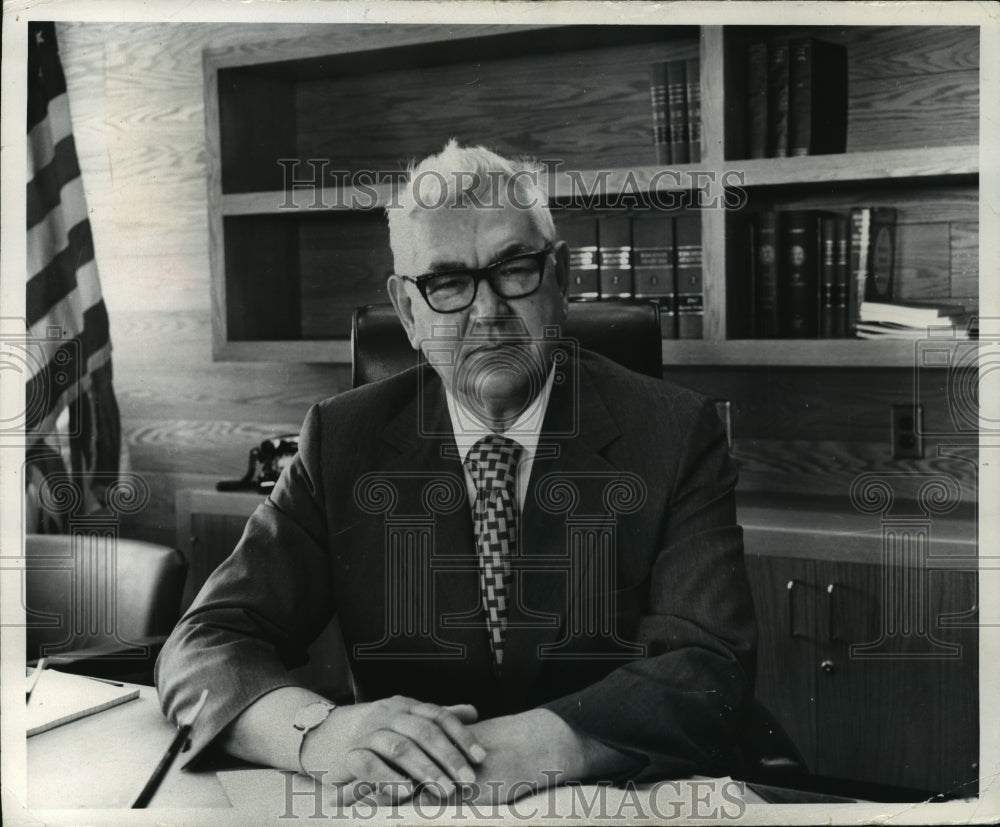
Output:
[175, 489, 352, 700]
[744, 513, 978, 795]
[203, 23, 977, 366]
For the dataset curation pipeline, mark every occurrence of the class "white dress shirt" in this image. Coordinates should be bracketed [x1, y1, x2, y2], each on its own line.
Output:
[444, 367, 557, 511]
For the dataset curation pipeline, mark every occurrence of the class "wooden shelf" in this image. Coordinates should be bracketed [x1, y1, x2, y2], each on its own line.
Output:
[214, 339, 351, 363]
[214, 336, 962, 367]
[732, 146, 979, 188]
[207, 24, 979, 363]
[220, 146, 979, 216]
[662, 338, 949, 367]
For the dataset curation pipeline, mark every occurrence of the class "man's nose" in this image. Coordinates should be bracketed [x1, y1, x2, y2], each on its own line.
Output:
[468, 276, 509, 320]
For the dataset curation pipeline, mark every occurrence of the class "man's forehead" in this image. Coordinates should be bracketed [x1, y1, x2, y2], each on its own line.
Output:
[398, 205, 543, 273]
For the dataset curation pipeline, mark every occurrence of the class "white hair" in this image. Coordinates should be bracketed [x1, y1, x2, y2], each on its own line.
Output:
[386, 140, 556, 270]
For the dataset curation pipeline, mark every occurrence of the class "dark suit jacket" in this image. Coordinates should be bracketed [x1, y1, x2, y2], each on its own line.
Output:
[156, 349, 757, 778]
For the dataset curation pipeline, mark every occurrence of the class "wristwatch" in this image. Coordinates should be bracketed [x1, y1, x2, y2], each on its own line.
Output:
[293, 700, 336, 776]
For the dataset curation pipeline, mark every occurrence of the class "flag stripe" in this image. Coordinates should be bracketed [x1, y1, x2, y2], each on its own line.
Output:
[27, 134, 83, 229]
[27, 20, 124, 528]
[28, 258, 105, 359]
[28, 92, 73, 172]
[27, 23, 67, 132]
[27, 219, 96, 327]
[26, 174, 90, 276]
[25, 300, 112, 432]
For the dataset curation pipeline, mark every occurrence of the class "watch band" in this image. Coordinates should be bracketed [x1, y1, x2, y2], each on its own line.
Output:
[292, 700, 336, 777]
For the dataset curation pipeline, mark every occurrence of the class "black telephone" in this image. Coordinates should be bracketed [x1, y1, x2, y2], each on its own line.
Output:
[217, 434, 300, 493]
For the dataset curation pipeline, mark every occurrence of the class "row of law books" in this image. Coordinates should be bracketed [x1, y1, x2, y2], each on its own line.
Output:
[746, 37, 848, 159]
[650, 58, 701, 165]
[749, 206, 900, 339]
[857, 302, 977, 340]
[556, 213, 703, 339]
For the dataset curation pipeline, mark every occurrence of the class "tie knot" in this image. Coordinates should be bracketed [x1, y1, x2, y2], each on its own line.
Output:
[464, 434, 523, 492]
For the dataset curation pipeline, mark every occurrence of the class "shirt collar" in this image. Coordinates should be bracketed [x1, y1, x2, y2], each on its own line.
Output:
[445, 365, 556, 462]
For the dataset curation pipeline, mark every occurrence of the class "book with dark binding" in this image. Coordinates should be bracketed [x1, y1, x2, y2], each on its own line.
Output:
[650, 61, 671, 165]
[819, 217, 837, 338]
[632, 215, 677, 339]
[747, 40, 769, 159]
[779, 210, 823, 338]
[753, 210, 780, 338]
[789, 38, 848, 157]
[767, 39, 790, 158]
[848, 207, 898, 333]
[833, 216, 850, 337]
[685, 57, 701, 163]
[864, 207, 897, 302]
[666, 59, 690, 164]
[556, 214, 600, 300]
[597, 214, 633, 299]
[675, 215, 703, 339]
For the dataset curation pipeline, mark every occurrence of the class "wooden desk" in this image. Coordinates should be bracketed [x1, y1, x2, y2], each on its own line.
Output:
[27, 682, 230, 809]
[26, 680, 767, 815]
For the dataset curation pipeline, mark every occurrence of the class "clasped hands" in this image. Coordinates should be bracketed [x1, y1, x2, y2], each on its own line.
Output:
[299, 695, 576, 806]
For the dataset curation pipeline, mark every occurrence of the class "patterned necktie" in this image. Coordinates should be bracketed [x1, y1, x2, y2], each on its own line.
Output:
[464, 433, 523, 670]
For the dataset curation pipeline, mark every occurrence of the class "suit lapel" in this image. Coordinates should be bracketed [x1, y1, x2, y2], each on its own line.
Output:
[502, 359, 624, 701]
[373, 369, 495, 677]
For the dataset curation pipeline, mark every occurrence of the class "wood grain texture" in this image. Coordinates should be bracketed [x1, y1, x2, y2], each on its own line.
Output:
[731, 146, 977, 187]
[744, 554, 819, 772]
[894, 223, 952, 300]
[849, 70, 978, 153]
[742, 183, 978, 225]
[812, 560, 978, 792]
[733, 440, 976, 501]
[950, 222, 979, 301]
[294, 39, 698, 174]
[298, 212, 394, 338]
[661, 339, 963, 367]
[662, 365, 953, 443]
[54, 23, 983, 548]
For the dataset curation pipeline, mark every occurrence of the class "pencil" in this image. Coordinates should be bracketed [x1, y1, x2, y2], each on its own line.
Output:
[130, 688, 208, 808]
[26, 657, 48, 704]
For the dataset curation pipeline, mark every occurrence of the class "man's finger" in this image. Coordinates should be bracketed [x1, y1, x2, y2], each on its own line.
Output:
[365, 729, 457, 798]
[443, 703, 479, 723]
[410, 703, 487, 764]
[391, 712, 477, 786]
[342, 749, 415, 804]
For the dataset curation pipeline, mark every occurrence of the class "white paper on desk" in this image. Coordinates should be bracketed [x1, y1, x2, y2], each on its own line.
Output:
[26, 667, 139, 737]
[218, 769, 757, 821]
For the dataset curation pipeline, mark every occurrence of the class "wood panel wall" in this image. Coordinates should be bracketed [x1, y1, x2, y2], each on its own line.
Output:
[57, 22, 978, 549]
[58, 22, 355, 546]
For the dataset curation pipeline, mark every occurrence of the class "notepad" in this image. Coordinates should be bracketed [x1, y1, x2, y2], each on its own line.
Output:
[26, 667, 139, 737]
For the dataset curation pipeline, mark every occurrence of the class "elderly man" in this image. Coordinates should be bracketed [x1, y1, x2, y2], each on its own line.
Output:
[156, 141, 756, 804]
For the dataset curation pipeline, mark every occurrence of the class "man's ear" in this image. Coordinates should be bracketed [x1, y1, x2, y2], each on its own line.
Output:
[386, 275, 420, 350]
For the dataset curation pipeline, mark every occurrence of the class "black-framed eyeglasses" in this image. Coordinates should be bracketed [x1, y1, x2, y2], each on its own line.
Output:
[397, 244, 553, 313]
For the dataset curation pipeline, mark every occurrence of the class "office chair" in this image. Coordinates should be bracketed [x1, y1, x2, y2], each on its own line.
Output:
[351, 300, 663, 388]
[24, 534, 187, 685]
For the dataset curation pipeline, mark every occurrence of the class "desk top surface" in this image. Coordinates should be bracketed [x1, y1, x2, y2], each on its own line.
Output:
[25, 678, 770, 815]
[28, 682, 230, 809]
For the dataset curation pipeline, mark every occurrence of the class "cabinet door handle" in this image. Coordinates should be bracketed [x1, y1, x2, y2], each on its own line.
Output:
[826, 582, 837, 642]
[787, 580, 799, 638]
[820, 659, 836, 674]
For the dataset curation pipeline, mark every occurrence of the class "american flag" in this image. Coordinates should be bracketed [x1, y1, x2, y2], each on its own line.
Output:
[25, 21, 124, 530]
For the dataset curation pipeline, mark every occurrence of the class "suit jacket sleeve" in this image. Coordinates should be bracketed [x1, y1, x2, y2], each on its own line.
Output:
[154, 403, 334, 765]
[540, 395, 757, 780]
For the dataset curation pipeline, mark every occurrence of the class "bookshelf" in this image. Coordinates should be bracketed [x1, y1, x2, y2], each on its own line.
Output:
[204, 24, 979, 366]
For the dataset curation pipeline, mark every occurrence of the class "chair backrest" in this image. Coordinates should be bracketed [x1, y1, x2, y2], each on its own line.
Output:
[352, 301, 662, 388]
[25, 534, 187, 660]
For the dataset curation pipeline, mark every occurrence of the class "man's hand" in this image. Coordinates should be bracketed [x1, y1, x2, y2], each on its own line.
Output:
[302, 696, 486, 801]
[452, 708, 638, 804]
[220, 687, 486, 804]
